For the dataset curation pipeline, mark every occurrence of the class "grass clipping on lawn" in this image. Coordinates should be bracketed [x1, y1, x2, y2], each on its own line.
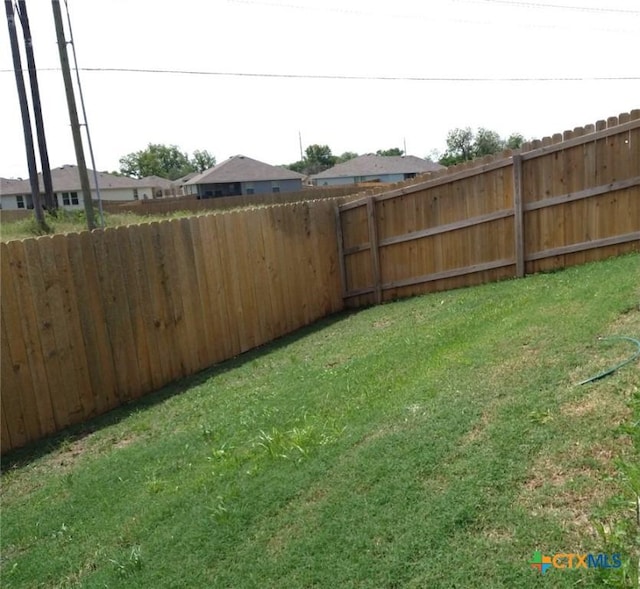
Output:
[1, 253, 639, 589]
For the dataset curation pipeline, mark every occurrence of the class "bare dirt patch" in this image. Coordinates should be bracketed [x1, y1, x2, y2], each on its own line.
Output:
[559, 388, 631, 428]
[518, 442, 624, 542]
[483, 527, 515, 544]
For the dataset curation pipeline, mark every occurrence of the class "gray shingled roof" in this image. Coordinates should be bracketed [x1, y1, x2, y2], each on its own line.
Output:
[187, 155, 305, 185]
[173, 171, 199, 185]
[311, 155, 445, 180]
[0, 177, 27, 195]
[140, 175, 175, 189]
[0, 165, 148, 195]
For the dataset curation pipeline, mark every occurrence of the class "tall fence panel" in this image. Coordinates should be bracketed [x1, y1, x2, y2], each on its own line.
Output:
[337, 111, 640, 307]
[1, 200, 344, 453]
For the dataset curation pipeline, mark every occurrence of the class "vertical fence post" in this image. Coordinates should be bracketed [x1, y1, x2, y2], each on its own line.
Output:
[334, 203, 348, 299]
[366, 196, 382, 304]
[512, 154, 525, 278]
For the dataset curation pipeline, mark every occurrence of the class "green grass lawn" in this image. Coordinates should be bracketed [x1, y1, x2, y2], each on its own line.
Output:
[1, 254, 639, 588]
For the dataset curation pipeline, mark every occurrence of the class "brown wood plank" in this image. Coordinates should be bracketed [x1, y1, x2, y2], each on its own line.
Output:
[37, 236, 86, 423]
[1, 242, 42, 444]
[94, 228, 141, 402]
[115, 226, 153, 397]
[243, 208, 272, 346]
[512, 154, 525, 277]
[173, 218, 208, 372]
[526, 231, 640, 261]
[22, 238, 72, 430]
[126, 224, 165, 390]
[209, 213, 241, 359]
[158, 220, 192, 377]
[344, 286, 377, 299]
[217, 211, 250, 353]
[287, 204, 310, 329]
[1, 390, 13, 453]
[381, 258, 514, 290]
[264, 206, 290, 338]
[51, 234, 95, 419]
[1, 298, 28, 448]
[68, 231, 118, 415]
[366, 197, 382, 304]
[193, 214, 226, 363]
[188, 216, 217, 368]
[5, 240, 56, 435]
[139, 222, 178, 385]
[260, 208, 287, 337]
[377, 208, 513, 248]
[335, 204, 348, 298]
[524, 176, 640, 211]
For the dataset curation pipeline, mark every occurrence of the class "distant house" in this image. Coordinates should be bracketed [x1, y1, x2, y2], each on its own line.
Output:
[140, 175, 179, 198]
[173, 171, 200, 196]
[186, 155, 305, 198]
[310, 155, 445, 186]
[0, 165, 157, 210]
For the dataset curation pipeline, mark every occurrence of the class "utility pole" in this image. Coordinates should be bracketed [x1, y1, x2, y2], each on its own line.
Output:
[51, 0, 95, 230]
[16, 0, 56, 212]
[62, 0, 104, 227]
[5, 0, 47, 231]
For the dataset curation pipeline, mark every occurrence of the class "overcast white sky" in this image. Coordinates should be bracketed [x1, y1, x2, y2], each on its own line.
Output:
[1, 0, 638, 179]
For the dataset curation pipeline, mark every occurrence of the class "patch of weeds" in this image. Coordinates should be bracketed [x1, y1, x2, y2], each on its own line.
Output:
[109, 545, 143, 578]
[255, 426, 314, 461]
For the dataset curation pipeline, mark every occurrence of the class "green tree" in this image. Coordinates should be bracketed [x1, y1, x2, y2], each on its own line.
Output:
[304, 144, 337, 174]
[437, 128, 524, 166]
[191, 149, 216, 173]
[439, 127, 475, 166]
[474, 128, 504, 157]
[336, 151, 359, 163]
[285, 144, 337, 175]
[119, 144, 216, 180]
[286, 160, 307, 174]
[505, 132, 525, 150]
[376, 148, 404, 156]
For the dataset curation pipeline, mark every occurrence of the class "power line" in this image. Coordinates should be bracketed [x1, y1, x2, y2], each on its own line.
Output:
[226, 0, 640, 21]
[455, 0, 640, 15]
[1, 67, 636, 82]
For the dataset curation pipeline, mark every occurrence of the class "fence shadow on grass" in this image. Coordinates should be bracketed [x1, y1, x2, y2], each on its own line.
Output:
[0, 309, 358, 473]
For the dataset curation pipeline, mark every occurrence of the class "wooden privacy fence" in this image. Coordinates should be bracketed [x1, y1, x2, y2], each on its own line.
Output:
[1, 200, 344, 453]
[336, 111, 640, 307]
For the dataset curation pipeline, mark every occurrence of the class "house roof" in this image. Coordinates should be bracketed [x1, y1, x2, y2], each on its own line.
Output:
[0, 177, 27, 196]
[140, 175, 175, 189]
[0, 165, 148, 195]
[187, 155, 305, 185]
[311, 155, 445, 180]
[173, 171, 199, 185]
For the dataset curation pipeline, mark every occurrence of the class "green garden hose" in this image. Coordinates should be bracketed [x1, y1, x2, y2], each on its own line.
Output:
[578, 336, 640, 385]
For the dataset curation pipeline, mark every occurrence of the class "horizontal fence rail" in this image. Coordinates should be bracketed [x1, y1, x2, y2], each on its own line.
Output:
[337, 111, 640, 306]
